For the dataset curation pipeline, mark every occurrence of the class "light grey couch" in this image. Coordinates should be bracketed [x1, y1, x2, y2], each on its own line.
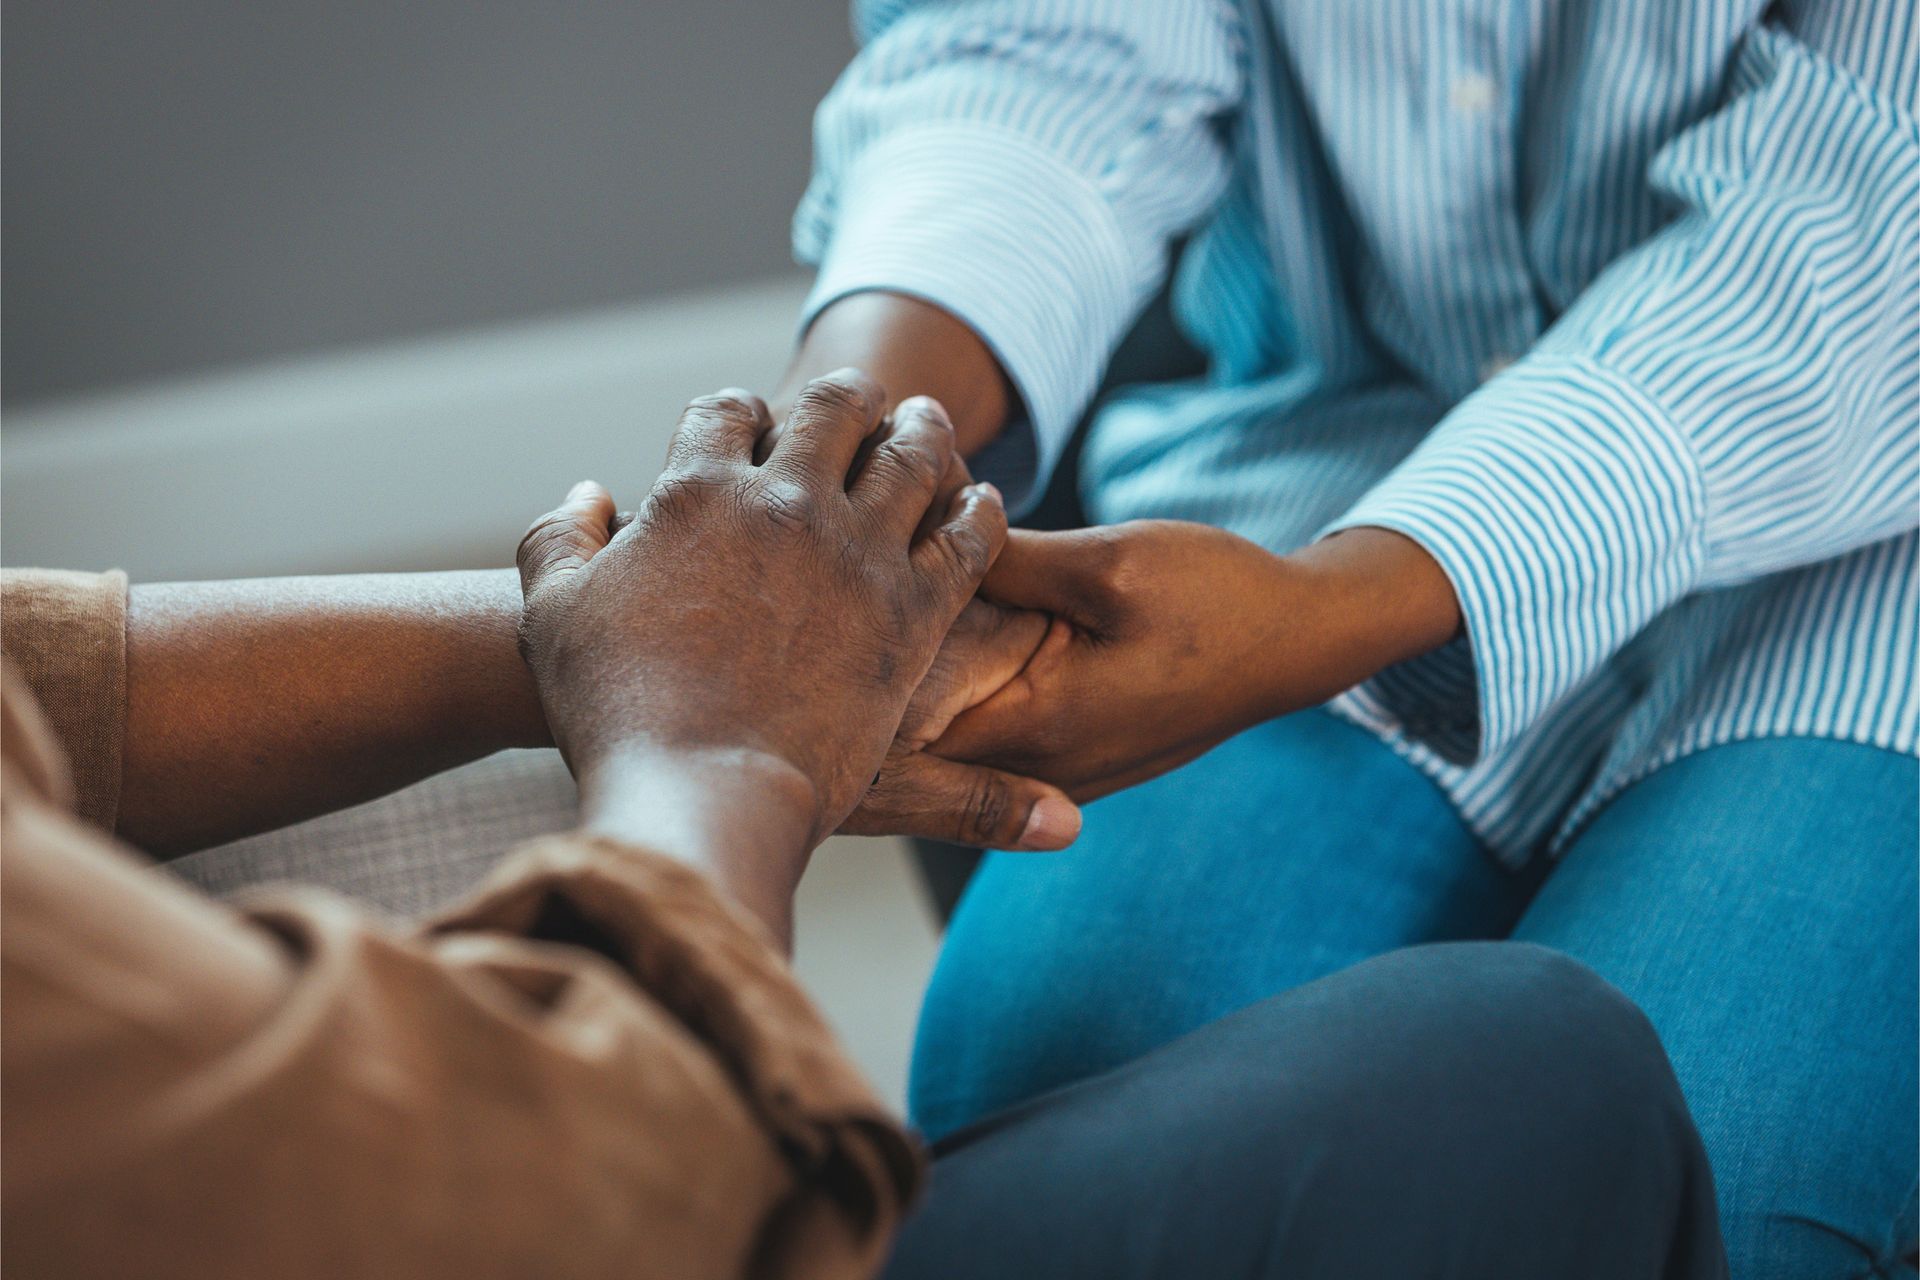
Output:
[171, 749, 579, 919]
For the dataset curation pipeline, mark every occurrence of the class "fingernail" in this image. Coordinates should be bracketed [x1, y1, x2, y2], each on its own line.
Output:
[970, 481, 1002, 504]
[1017, 795, 1081, 849]
[568, 480, 598, 500]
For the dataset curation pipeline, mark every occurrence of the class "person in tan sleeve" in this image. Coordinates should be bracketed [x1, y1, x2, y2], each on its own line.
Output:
[2, 374, 1730, 1280]
[1, 374, 1071, 1279]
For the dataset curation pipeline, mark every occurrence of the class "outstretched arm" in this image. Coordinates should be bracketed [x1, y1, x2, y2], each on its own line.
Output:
[866, 3, 1919, 818]
[12, 426, 1074, 863]
[3, 376, 980, 1274]
[117, 569, 547, 856]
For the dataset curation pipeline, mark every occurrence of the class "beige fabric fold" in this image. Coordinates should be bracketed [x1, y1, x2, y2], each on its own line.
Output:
[1, 570, 922, 1279]
[2, 567, 129, 827]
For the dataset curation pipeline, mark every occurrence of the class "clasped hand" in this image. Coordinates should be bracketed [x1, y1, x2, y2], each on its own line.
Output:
[517, 371, 1439, 875]
[516, 372, 1083, 894]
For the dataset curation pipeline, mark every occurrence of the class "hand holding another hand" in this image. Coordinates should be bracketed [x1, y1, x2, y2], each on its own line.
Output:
[916, 520, 1462, 804]
[510, 370, 1447, 922]
[844, 596, 1082, 851]
[516, 373, 1015, 938]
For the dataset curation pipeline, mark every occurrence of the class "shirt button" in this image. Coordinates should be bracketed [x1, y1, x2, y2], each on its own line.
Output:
[1450, 74, 1496, 114]
[1479, 353, 1515, 383]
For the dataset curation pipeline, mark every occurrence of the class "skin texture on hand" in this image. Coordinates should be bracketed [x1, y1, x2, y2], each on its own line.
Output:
[516, 373, 1014, 946]
[772, 293, 1085, 848]
[925, 521, 1462, 803]
[843, 597, 1081, 851]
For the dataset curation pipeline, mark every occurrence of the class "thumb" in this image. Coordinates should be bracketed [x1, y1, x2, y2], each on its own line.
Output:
[979, 527, 1123, 623]
[843, 749, 1082, 851]
[518, 480, 617, 595]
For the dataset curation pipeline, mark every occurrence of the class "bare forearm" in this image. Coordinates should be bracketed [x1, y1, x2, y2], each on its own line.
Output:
[775, 292, 1012, 455]
[121, 569, 547, 856]
[1264, 527, 1464, 717]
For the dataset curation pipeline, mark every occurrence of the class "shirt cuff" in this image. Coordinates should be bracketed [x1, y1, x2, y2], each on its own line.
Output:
[798, 122, 1147, 511]
[1, 569, 130, 828]
[1322, 355, 1708, 763]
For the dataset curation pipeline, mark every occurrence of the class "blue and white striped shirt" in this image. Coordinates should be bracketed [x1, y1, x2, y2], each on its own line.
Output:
[795, 0, 1920, 862]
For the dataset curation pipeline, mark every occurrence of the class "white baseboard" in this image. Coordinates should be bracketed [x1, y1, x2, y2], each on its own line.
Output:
[2, 275, 811, 582]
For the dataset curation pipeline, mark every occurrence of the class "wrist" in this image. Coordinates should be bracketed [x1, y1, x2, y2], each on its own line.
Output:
[573, 740, 822, 948]
[445, 568, 552, 754]
[1259, 527, 1463, 718]
[777, 291, 1011, 454]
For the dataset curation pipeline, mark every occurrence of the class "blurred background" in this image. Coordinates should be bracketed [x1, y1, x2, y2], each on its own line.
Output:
[3, 1, 940, 1105]
[4, 0, 849, 577]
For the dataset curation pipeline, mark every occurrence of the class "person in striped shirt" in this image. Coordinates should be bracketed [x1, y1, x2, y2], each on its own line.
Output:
[776, 2, 1919, 1276]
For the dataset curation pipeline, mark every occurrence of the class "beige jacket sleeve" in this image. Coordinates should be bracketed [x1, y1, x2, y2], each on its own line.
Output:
[1, 568, 130, 826]
[0, 570, 922, 1280]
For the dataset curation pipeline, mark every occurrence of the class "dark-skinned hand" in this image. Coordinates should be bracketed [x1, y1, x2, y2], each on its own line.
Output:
[922, 520, 1461, 803]
[517, 372, 1010, 865]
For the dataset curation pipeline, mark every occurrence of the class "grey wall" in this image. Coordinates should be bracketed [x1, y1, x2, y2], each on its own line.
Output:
[3, 1, 853, 404]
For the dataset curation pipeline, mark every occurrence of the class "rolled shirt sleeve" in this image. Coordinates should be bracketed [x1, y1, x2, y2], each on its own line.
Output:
[2, 656, 919, 1278]
[1326, 16, 1920, 763]
[794, 0, 1247, 508]
[1, 569, 130, 827]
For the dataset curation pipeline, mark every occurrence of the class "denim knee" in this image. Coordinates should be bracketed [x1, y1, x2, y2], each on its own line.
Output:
[1714, 1202, 1917, 1280]
[1702, 1108, 1916, 1279]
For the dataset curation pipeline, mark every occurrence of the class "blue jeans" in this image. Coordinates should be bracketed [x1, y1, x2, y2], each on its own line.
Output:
[892, 943, 1725, 1279]
[911, 711, 1919, 1279]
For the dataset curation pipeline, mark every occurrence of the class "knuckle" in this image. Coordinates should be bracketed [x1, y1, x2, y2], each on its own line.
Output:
[962, 773, 1013, 845]
[754, 477, 820, 534]
[675, 458, 738, 489]
[875, 435, 944, 488]
[1081, 527, 1137, 597]
[684, 389, 764, 423]
[668, 396, 762, 466]
[516, 511, 569, 563]
[647, 473, 701, 511]
[937, 522, 994, 581]
[646, 468, 727, 521]
[791, 377, 872, 423]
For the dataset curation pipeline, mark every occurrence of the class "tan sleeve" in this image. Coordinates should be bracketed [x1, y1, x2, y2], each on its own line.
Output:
[1, 569, 129, 828]
[2, 714, 922, 1279]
